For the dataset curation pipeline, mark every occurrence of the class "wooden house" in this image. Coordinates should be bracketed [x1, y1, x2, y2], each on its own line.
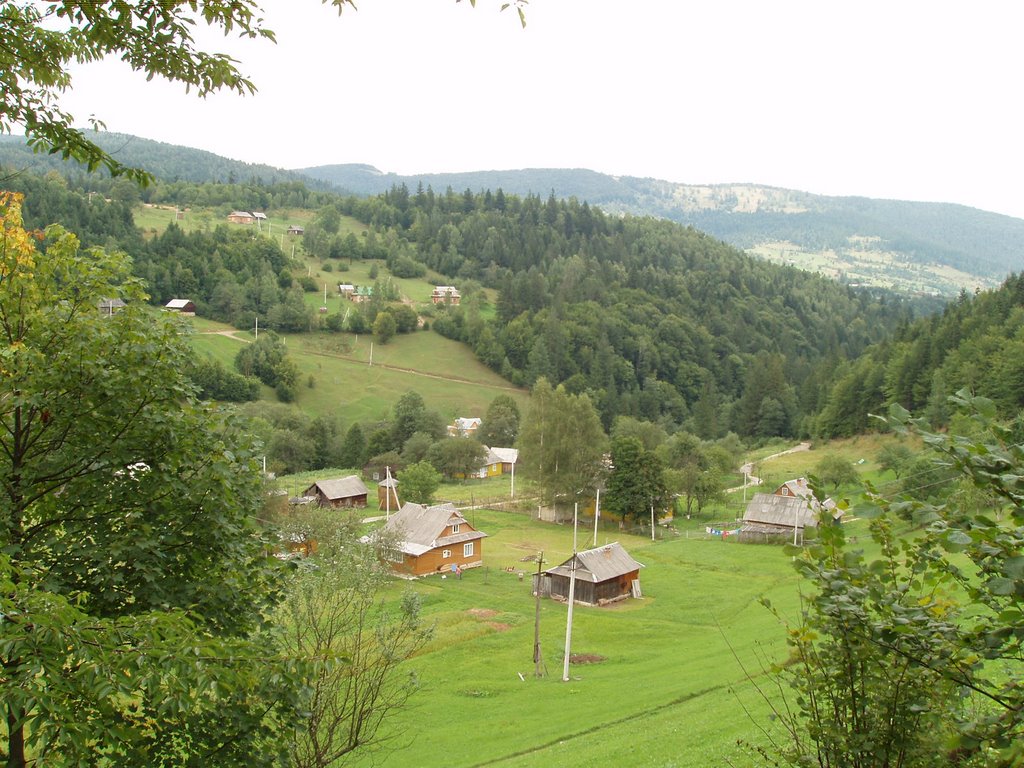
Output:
[447, 417, 482, 438]
[739, 477, 840, 542]
[98, 298, 126, 316]
[375, 502, 486, 577]
[470, 447, 518, 479]
[534, 542, 644, 606]
[303, 475, 369, 509]
[164, 298, 196, 315]
[286, 225, 305, 236]
[431, 285, 461, 305]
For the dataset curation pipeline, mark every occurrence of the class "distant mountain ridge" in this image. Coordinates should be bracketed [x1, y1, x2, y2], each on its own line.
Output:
[298, 163, 1024, 295]
[2, 133, 1021, 296]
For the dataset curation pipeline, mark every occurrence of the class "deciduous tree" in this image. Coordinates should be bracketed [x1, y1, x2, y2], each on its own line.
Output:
[0, 193, 299, 766]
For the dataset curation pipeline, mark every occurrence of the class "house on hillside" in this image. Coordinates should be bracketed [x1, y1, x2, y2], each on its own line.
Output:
[303, 475, 369, 509]
[447, 417, 482, 438]
[431, 285, 461, 305]
[372, 502, 486, 577]
[349, 285, 373, 303]
[227, 210, 267, 225]
[98, 298, 126, 316]
[534, 542, 644, 606]
[286, 225, 305, 236]
[469, 447, 519, 479]
[164, 298, 196, 315]
[739, 477, 840, 543]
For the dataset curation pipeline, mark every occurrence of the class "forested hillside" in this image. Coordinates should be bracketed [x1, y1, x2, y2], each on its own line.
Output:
[0, 163, 942, 441]
[817, 273, 1024, 437]
[301, 163, 1024, 287]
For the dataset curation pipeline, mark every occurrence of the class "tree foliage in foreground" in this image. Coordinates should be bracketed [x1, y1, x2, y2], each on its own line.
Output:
[0, 1, 356, 182]
[0, 192, 300, 766]
[758, 393, 1024, 768]
[278, 518, 432, 768]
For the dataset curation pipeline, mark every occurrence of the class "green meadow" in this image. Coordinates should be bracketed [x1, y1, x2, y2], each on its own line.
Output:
[188, 322, 526, 427]
[339, 507, 824, 768]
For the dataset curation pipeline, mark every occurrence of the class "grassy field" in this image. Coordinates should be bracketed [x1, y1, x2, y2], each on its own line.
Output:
[332, 506, 832, 768]
[187, 321, 526, 426]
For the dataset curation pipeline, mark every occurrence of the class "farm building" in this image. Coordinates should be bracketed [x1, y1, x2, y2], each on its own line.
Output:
[303, 475, 369, 509]
[98, 297, 126, 316]
[739, 477, 841, 542]
[431, 285, 461, 305]
[447, 417, 482, 438]
[468, 446, 518, 479]
[378, 476, 400, 512]
[534, 542, 644, 606]
[286, 225, 305, 236]
[163, 298, 196, 315]
[373, 502, 486, 577]
[227, 210, 266, 224]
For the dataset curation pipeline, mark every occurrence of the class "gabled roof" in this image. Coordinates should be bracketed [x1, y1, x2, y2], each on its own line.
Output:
[545, 542, 644, 584]
[743, 493, 820, 529]
[487, 447, 518, 464]
[307, 475, 368, 500]
[165, 298, 194, 309]
[454, 417, 481, 430]
[381, 502, 486, 556]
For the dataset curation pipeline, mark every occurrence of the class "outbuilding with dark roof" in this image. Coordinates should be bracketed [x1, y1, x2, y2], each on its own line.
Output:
[535, 542, 644, 606]
[303, 475, 369, 509]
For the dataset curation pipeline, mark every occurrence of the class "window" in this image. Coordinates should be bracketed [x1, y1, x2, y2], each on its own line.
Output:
[452, 523, 460, 534]
[442, 549, 451, 559]
[463, 542, 474, 557]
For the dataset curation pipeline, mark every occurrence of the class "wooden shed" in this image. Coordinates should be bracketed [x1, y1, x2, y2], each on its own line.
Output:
[373, 502, 486, 577]
[377, 477, 400, 511]
[303, 475, 369, 509]
[164, 298, 196, 315]
[534, 542, 644, 606]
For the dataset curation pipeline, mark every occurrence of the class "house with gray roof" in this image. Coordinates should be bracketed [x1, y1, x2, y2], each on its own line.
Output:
[375, 502, 486, 577]
[303, 475, 369, 509]
[535, 542, 644, 606]
[739, 477, 841, 542]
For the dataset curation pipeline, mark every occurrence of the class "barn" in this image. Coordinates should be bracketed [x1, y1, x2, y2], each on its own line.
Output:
[303, 475, 369, 509]
[535, 542, 644, 606]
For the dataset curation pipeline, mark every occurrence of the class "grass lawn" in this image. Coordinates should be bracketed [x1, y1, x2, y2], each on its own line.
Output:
[335, 507, 816, 768]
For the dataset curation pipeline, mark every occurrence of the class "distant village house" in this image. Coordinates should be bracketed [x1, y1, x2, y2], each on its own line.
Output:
[98, 298, 126, 316]
[447, 417, 482, 438]
[739, 477, 841, 543]
[431, 285, 461, 305]
[227, 210, 267, 225]
[286, 225, 305, 236]
[164, 298, 196, 315]
[303, 475, 369, 509]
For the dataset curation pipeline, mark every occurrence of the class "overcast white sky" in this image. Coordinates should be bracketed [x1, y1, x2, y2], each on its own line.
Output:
[58, 1, 1024, 219]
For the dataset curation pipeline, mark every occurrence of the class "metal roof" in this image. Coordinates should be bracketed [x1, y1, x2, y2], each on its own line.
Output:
[381, 502, 486, 556]
[487, 447, 518, 464]
[742, 493, 819, 529]
[307, 475, 368, 500]
[545, 542, 644, 584]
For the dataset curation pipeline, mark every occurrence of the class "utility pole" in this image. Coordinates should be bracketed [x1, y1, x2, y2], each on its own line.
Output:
[593, 487, 601, 548]
[533, 551, 545, 677]
[562, 506, 579, 682]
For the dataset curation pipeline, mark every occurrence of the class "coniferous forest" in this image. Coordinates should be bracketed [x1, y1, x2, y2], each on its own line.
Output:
[6, 165, 977, 441]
